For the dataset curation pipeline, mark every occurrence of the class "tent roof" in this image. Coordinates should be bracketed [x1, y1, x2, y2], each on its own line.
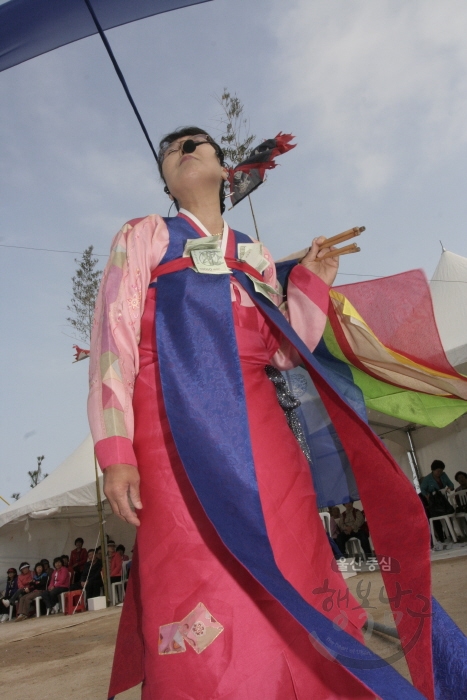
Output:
[0, 435, 102, 528]
[431, 249, 467, 371]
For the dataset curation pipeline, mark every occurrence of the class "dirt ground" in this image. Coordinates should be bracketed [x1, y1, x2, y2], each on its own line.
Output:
[0, 557, 465, 699]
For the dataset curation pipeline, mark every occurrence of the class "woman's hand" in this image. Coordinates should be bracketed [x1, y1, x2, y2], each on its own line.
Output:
[299, 236, 339, 287]
[103, 464, 143, 527]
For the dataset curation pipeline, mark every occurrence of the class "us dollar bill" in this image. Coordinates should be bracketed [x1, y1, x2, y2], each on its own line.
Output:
[183, 235, 222, 258]
[191, 248, 231, 275]
[237, 242, 270, 274]
[246, 274, 279, 301]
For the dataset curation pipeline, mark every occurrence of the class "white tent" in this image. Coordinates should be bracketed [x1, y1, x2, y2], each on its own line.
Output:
[368, 410, 467, 487]
[431, 249, 467, 376]
[0, 435, 135, 579]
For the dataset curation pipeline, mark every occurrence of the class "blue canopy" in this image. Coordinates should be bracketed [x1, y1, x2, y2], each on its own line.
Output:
[0, 0, 213, 72]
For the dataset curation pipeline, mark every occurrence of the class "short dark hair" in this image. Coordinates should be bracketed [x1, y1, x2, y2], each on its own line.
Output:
[455, 471, 467, 482]
[34, 562, 44, 574]
[88, 548, 95, 554]
[53, 557, 63, 566]
[158, 126, 226, 214]
[116, 544, 125, 553]
[75, 537, 84, 545]
[431, 460, 445, 471]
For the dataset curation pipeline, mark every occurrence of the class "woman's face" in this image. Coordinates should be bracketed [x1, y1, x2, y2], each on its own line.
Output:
[35, 565, 43, 576]
[161, 135, 226, 205]
[55, 561, 62, 570]
[433, 468, 443, 479]
[456, 473, 467, 489]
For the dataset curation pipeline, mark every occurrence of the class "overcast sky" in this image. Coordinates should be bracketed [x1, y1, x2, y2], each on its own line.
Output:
[1, 0, 467, 507]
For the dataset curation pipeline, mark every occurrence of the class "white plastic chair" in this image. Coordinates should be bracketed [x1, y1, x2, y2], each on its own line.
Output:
[111, 562, 127, 606]
[319, 512, 331, 536]
[345, 537, 367, 561]
[41, 591, 67, 616]
[429, 488, 458, 545]
[429, 515, 458, 545]
[448, 489, 467, 536]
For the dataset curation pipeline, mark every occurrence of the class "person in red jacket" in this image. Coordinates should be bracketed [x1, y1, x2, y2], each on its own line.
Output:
[68, 537, 88, 585]
[108, 543, 123, 584]
[41, 557, 70, 613]
[116, 544, 129, 562]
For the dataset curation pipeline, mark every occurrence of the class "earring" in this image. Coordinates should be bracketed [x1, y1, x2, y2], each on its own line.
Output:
[223, 179, 232, 199]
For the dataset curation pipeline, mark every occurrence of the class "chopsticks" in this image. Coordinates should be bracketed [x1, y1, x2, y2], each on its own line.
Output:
[318, 226, 365, 260]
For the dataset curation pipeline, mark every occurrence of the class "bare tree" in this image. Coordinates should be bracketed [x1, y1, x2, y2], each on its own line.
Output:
[67, 246, 102, 344]
[217, 89, 255, 167]
[28, 455, 48, 489]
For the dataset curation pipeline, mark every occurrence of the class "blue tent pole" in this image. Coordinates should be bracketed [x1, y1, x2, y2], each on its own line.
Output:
[83, 0, 160, 164]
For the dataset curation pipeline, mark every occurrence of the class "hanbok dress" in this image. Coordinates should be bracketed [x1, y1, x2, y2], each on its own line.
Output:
[88, 211, 420, 700]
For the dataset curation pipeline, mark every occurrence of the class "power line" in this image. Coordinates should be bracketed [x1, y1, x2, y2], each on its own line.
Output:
[2, 243, 467, 283]
[0, 243, 108, 257]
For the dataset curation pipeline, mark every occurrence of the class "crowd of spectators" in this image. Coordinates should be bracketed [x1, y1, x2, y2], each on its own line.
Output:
[0, 537, 130, 624]
[327, 464, 467, 556]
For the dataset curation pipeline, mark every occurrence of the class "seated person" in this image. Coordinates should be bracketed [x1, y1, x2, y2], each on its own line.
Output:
[327, 506, 345, 557]
[40, 559, 53, 581]
[454, 471, 467, 492]
[328, 506, 341, 538]
[453, 471, 467, 517]
[68, 538, 88, 585]
[15, 562, 49, 622]
[41, 557, 70, 613]
[116, 544, 129, 562]
[1, 568, 18, 622]
[2, 562, 33, 610]
[335, 501, 372, 555]
[108, 543, 123, 584]
[420, 460, 454, 498]
[79, 549, 103, 599]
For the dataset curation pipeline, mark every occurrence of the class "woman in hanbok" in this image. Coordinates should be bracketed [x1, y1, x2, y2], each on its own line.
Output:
[88, 128, 434, 700]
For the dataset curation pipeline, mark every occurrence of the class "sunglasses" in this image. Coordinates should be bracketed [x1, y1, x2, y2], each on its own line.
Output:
[160, 135, 224, 164]
[159, 135, 212, 161]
